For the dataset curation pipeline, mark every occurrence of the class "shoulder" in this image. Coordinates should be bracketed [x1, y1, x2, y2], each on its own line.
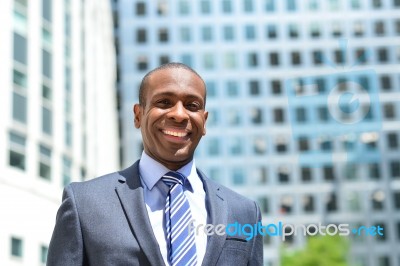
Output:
[69, 171, 119, 190]
[67, 161, 139, 196]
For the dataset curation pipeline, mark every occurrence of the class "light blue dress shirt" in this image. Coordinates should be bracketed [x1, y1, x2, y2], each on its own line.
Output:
[139, 151, 207, 266]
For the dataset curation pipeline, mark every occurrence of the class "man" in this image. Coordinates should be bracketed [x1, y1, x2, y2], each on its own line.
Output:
[47, 63, 263, 266]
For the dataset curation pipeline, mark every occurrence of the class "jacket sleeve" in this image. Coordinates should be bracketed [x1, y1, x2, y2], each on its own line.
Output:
[47, 185, 86, 266]
[249, 201, 263, 266]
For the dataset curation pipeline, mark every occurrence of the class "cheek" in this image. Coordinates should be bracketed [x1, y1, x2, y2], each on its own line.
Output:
[193, 117, 207, 135]
[143, 113, 162, 136]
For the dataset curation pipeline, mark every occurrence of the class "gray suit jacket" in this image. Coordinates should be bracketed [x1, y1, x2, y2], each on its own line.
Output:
[47, 161, 263, 265]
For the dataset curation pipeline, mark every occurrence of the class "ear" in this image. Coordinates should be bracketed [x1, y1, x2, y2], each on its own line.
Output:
[202, 111, 208, 136]
[133, 104, 142, 128]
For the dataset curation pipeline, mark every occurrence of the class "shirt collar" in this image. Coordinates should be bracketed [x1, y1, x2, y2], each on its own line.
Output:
[139, 151, 196, 191]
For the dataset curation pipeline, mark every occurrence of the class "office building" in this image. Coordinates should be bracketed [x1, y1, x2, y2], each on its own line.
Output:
[114, 0, 400, 265]
[0, 0, 118, 265]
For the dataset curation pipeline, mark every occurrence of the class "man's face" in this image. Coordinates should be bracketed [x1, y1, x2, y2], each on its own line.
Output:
[134, 68, 208, 170]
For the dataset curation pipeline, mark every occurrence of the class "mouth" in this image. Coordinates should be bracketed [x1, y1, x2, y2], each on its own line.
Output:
[162, 129, 190, 138]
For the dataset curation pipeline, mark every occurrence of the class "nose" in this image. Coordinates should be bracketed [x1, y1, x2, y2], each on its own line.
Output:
[167, 101, 189, 122]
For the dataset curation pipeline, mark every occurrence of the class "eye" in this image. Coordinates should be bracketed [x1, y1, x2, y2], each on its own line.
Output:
[155, 99, 171, 108]
[186, 102, 201, 111]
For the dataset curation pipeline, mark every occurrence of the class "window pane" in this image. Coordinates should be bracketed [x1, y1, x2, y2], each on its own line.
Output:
[42, 27, 52, 46]
[13, 32, 27, 64]
[40, 145, 51, 157]
[273, 108, 284, 123]
[245, 25, 256, 40]
[224, 52, 237, 69]
[65, 122, 72, 147]
[391, 161, 400, 177]
[230, 137, 243, 155]
[203, 53, 215, 69]
[13, 69, 27, 87]
[200, 0, 211, 13]
[223, 25, 234, 40]
[287, 0, 296, 11]
[178, 0, 190, 14]
[39, 162, 51, 180]
[42, 107, 52, 135]
[248, 53, 258, 67]
[301, 167, 313, 182]
[226, 81, 238, 96]
[42, 84, 52, 100]
[208, 138, 220, 155]
[253, 137, 267, 154]
[267, 24, 277, 39]
[13, 9, 27, 33]
[288, 24, 299, 38]
[181, 54, 192, 66]
[326, 193, 337, 212]
[222, 0, 232, 13]
[158, 28, 169, 42]
[265, 0, 275, 11]
[206, 81, 216, 97]
[387, 133, 398, 149]
[374, 21, 385, 36]
[10, 132, 25, 146]
[232, 168, 245, 184]
[244, 0, 254, 12]
[136, 2, 146, 15]
[269, 52, 280, 66]
[249, 80, 260, 95]
[42, 0, 52, 21]
[12, 92, 27, 123]
[11, 237, 23, 257]
[9, 150, 25, 170]
[159, 55, 169, 65]
[42, 49, 52, 78]
[251, 107, 263, 124]
[202, 26, 213, 41]
[136, 29, 147, 43]
[39, 144, 51, 179]
[157, 1, 168, 16]
[180, 27, 191, 42]
[63, 156, 72, 186]
[271, 80, 282, 94]
[303, 195, 315, 212]
[137, 56, 148, 71]
[40, 245, 48, 263]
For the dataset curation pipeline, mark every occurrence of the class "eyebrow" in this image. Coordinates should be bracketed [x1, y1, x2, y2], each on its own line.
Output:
[151, 91, 205, 102]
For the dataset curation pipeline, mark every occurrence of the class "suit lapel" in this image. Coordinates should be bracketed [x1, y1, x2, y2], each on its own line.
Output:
[115, 161, 165, 266]
[198, 170, 228, 266]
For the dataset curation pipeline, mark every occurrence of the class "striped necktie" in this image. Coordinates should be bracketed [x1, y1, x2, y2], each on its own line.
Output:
[162, 171, 197, 266]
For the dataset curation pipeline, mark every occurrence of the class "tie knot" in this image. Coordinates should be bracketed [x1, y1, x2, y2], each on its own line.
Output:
[162, 171, 185, 187]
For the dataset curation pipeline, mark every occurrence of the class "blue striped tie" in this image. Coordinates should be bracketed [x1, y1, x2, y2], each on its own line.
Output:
[162, 171, 197, 266]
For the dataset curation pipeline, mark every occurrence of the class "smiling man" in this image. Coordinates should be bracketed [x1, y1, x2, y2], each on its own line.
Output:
[47, 63, 263, 266]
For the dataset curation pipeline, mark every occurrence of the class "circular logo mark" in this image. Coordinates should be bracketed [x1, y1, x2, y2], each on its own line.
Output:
[327, 81, 371, 125]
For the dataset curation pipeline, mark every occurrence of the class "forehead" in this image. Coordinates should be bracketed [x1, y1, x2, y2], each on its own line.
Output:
[144, 68, 206, 100]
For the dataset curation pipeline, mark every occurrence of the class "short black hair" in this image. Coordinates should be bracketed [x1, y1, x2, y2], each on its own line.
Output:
[138, 62, 206, 106]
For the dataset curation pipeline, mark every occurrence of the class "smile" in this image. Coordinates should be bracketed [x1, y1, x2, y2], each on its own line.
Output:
[162, 130, 188, 138]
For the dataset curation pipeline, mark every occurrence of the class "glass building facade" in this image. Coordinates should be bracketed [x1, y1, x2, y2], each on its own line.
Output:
[114, 0, 400, 265]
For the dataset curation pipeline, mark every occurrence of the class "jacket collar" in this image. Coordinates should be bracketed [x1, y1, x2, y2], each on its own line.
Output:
[115, 161, 165, 266]
[197, 169, 228, 266]
[115, 161, 228, 266]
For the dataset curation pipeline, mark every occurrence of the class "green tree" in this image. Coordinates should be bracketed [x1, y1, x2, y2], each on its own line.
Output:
[281, 235, 349, 266]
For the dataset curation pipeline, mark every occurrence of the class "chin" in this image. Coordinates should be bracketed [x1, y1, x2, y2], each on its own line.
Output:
[171, 149, 192, 160]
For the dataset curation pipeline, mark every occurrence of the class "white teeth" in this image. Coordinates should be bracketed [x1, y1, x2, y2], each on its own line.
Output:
[163, 130, 187, 137]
